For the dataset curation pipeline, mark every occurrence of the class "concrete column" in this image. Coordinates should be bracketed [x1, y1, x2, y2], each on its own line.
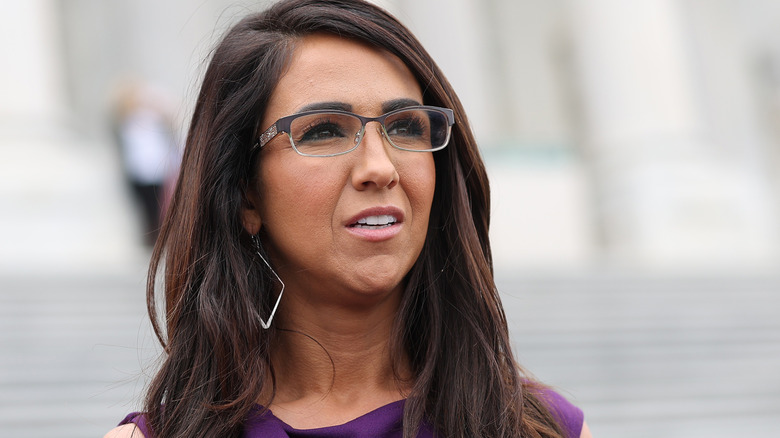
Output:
[569, 0, 779, 268]
[0, 1, 146, 272]
[0, 0, 65, 128]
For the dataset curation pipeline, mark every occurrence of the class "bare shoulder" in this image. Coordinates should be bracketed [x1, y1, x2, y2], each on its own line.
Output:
[580, 421, 593, 438]
[104, 424, 146, 438]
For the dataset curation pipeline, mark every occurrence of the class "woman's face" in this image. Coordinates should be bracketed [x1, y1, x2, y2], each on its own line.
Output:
[243, 34, 436, 308]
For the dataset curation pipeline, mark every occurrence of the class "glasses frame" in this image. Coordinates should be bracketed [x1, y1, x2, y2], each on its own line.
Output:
[253, 105, 455, 157]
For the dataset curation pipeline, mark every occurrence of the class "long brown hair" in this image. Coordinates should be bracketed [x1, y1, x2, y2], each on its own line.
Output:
[144, 0, 565, 437]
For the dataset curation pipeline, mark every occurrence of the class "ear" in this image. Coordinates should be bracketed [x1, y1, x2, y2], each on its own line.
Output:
[241, 180, 263, 235]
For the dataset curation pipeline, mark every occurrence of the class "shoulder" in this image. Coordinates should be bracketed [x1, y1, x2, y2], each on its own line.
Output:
[104, 424, 146, 438]
[580, 421, 593, 438]
[107, 412, 152, 438]
[527, 383, 585, 438]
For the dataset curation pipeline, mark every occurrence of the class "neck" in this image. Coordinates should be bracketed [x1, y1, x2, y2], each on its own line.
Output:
[263, 289, 411, 427]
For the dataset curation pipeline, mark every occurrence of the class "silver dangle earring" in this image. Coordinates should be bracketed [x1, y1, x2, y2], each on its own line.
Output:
[252, 234, 285, 329]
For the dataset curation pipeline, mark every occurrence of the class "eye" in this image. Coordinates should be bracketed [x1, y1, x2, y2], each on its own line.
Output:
[385, 114, 426, 138]
[297, 119, 347, 143]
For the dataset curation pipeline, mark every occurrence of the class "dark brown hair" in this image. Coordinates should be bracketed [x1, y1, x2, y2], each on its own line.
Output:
[144, 0, 565, 437]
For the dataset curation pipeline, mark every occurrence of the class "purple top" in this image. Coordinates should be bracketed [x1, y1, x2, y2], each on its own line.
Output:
[120, 389, 583, 438]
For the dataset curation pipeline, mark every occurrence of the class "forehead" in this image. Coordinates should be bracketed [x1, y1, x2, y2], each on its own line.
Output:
[262, 33, 423, 122]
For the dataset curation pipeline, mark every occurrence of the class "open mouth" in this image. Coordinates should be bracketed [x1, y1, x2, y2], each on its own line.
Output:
[349, 214, 398, 229]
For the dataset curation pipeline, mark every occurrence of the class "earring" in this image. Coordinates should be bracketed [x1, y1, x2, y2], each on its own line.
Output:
[252, 234, 285, 329]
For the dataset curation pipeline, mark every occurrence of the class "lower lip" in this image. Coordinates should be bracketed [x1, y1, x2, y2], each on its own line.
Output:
[345, 222, 402, 241]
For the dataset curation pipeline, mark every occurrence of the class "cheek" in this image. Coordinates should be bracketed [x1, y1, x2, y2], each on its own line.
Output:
[258, 160, 341, 242]
[403, 155, 436, 226]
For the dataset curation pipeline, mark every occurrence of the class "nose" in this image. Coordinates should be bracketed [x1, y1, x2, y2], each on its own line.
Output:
[350, 122, 399, 190]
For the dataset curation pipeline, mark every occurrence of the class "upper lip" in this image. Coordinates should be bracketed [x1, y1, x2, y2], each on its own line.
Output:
[346, 206, 404, 227]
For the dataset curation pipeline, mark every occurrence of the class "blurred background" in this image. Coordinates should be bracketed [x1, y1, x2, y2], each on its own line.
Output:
[1, 0, 779, 436]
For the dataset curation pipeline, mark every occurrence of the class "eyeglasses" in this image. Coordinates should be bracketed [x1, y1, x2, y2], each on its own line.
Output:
[254, 105, 455, 157]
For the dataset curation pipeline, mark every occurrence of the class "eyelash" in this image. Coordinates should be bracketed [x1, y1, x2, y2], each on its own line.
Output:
[387, 115, 425, 135]
[298, 118, 344, 141]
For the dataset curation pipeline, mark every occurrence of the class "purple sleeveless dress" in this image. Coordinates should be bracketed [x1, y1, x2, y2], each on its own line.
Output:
[119, 388, 583, 438]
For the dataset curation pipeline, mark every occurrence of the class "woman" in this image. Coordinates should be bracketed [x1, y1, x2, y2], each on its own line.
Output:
[107, 0, 591, 437]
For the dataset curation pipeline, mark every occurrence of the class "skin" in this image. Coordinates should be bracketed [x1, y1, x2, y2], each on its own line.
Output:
[104, 425, 142, 438]
[582, 422, 593, 437]
[241, 33, 435, 428]
[245, 35, 434, 309]
[105, 33, 594, 438]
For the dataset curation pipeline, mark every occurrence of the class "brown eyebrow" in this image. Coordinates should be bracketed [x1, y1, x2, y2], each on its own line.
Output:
[381, 98, 422, 113]
[297, 101, 353, 113]
[296, 98, 422, 115]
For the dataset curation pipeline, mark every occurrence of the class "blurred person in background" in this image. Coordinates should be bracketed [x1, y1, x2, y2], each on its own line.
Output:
[111, 79, 180, 246]
[105, 0, 590, 437]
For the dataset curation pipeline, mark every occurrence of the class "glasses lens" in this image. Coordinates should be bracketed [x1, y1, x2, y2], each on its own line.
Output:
[289, 112, 362, 156]
[384, 108, 451, 151]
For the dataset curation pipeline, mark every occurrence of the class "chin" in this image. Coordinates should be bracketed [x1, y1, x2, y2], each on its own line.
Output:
[354, 278, 403, 296]
[344, 257, 410, 291]
[348, 270, 406, 298]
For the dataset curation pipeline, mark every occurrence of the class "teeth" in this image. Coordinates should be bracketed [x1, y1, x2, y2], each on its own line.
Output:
[355, 215, 397, 227]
